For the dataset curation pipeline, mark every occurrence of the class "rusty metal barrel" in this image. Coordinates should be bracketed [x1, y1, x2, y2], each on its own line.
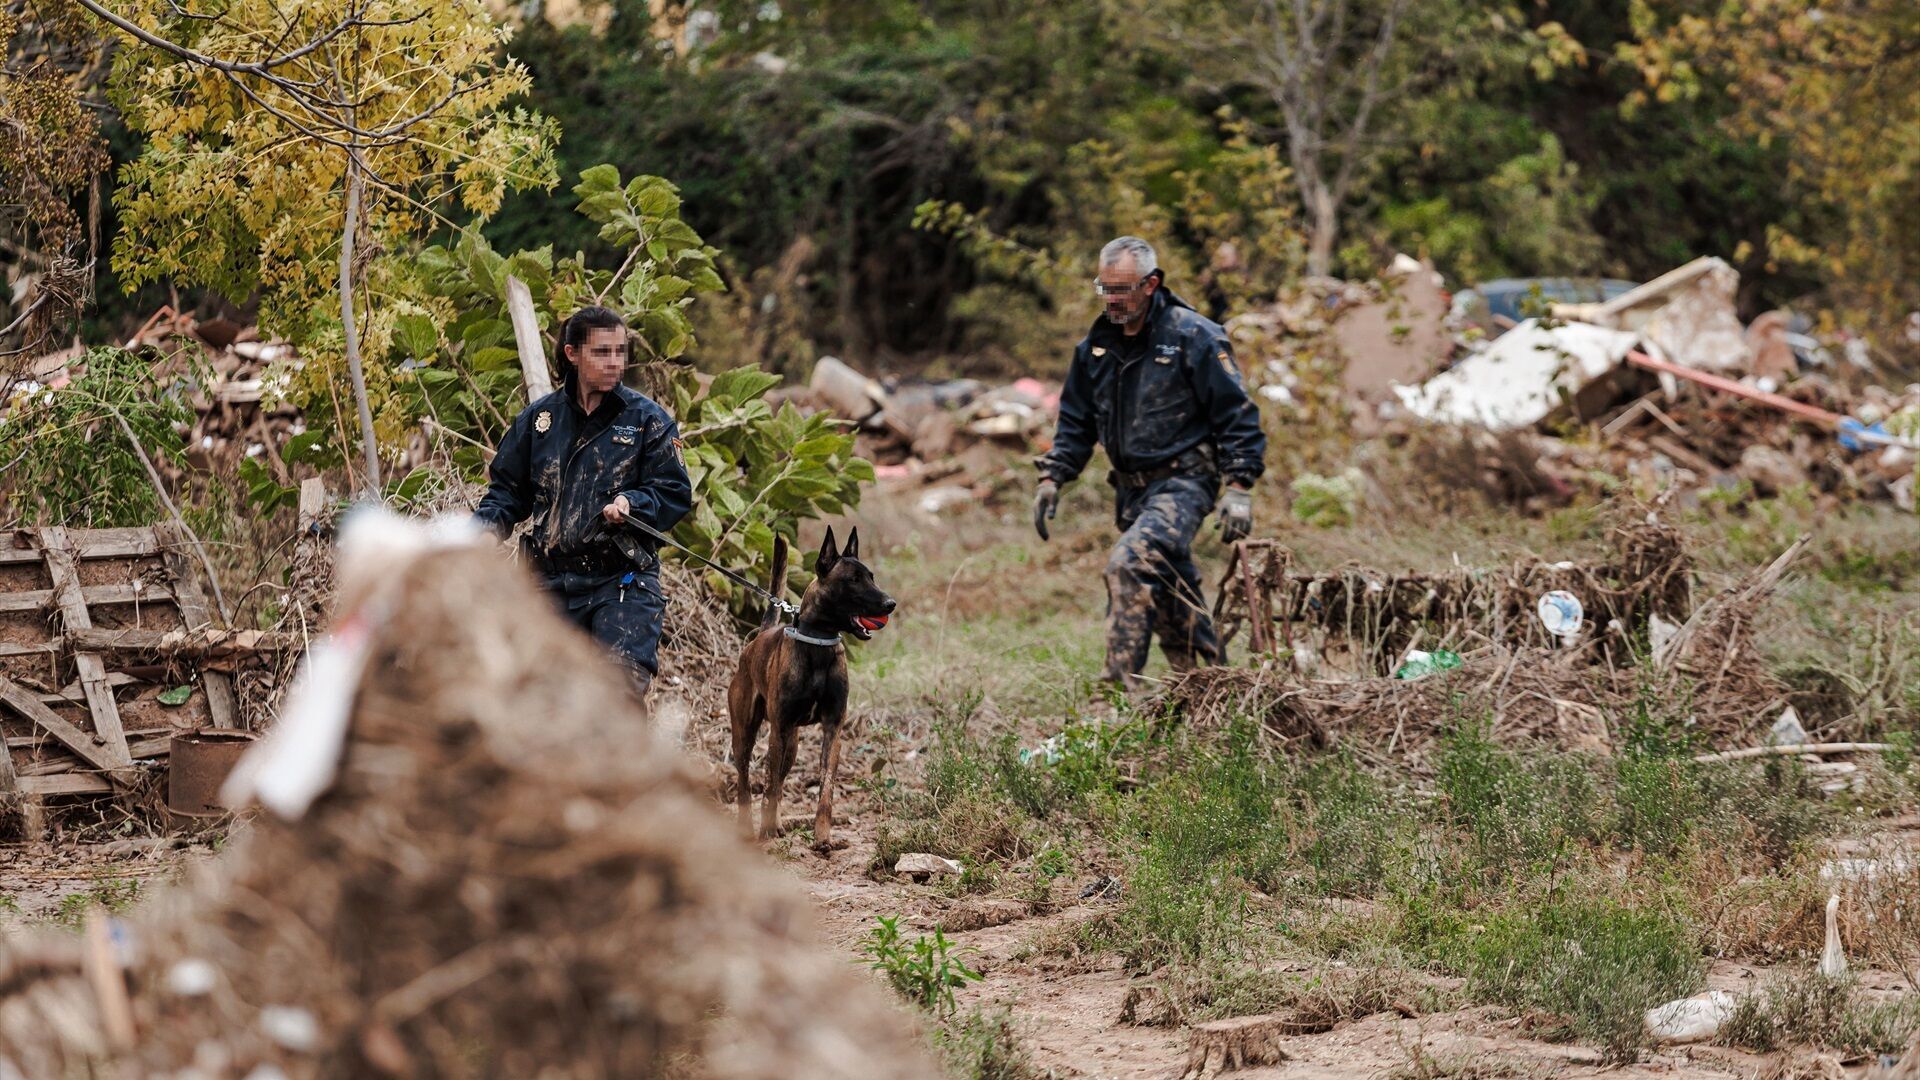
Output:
[168, 729, 257, 816]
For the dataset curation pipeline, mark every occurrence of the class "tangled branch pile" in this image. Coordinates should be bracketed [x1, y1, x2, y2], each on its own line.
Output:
[1180, 532, 1801, 761]
[0, 520, 925, 1078]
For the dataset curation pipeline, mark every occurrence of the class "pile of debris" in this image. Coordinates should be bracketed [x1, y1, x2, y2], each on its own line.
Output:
[13, 307, 310, 485]
[1211, 519, 1693, 674]
[1369, 257, 1919, 510]
[1176, 531, 1810, 761]
[800, 356, 1059, 511]
[0, 512, 931, 1078]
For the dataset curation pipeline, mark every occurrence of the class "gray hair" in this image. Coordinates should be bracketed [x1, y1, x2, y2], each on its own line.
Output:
[1099, 236, 1157, 276]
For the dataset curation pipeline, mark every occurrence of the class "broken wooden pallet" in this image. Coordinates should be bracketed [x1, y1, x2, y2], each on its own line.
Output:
[0, 525, 252, 826]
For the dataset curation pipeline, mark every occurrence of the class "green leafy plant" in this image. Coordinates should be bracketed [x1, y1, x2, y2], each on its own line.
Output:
[51, 877, 141, 929]
[861, 914, 981, 1017]
[661, 364, 870, 610]
[0, 347, 191, 527]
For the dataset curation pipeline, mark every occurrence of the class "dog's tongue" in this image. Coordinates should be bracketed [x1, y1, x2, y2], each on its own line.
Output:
[857, 615, 889, 632]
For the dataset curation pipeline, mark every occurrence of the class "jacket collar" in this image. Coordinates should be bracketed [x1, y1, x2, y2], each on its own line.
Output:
[561, 376, 637, 419]
[1086, 286, 1195, 351]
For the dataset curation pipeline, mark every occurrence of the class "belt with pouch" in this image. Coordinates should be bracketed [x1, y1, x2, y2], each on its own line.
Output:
[1110, 446, 1216, 490]
[537, 545, 656, 579]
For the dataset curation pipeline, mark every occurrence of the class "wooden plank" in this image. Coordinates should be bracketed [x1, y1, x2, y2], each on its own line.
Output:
[19, 774, 112, 796]
[506, 273, 554, 402]
[39, 528, 133, 768]
[0, 673, 122, 773]
[0, 642, 57, 659]
[0, 528, 161, 564]
[59, 527, 166, 559]
[0, 583, 177, 614]
[35, 672, 139, 708]
[63, 626, 290, 656]
[155, 522, 239, 730]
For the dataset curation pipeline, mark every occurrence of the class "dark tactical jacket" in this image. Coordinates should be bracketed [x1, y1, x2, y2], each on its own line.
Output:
[474, 380, 692, 577]
[1037, 287, 1267, 488]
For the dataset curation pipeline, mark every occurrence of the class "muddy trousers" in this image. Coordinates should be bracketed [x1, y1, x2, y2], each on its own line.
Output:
[546, 572, 664, 712]
[1102, 475, 1224, 684]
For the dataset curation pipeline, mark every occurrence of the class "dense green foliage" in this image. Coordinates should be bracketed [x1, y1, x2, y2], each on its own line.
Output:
[467, 0, 1918, 374]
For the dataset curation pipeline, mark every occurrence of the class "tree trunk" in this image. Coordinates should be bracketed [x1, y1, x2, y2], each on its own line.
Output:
[1306, 184, 1338, 279]
[339, 152, 382, 495]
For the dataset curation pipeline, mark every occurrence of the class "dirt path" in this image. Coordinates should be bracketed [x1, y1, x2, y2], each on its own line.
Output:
[780, 795, 1776, 1079]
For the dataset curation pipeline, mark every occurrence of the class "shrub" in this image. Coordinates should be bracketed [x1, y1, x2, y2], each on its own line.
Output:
[861, 915, 981, 1017]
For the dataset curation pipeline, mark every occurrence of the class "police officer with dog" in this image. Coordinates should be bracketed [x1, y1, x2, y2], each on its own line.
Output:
[1034, 236, 1267, 689]
[474, 305, 692, 706]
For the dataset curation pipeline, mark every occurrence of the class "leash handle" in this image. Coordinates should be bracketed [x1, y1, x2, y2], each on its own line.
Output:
[622, 518, 799, 616]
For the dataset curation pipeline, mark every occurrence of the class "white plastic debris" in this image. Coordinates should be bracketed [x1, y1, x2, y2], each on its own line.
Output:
[1648, 612, 1681, 662]
[1768, 706, 1811, 748]
[259, 1005, 320, 1052]
[221, 508, 486, 820]
[1535, 591, 1584, 640]
[1644, 989, 1737, 1045]
[165, 958, 219, 997]
[1393, 319, 1641, 431]
[1820, 894, 1848, 980]
[894, 853, 964, 880]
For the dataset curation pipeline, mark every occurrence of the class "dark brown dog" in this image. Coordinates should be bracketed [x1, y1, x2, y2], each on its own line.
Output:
[728, 527, 894, 850]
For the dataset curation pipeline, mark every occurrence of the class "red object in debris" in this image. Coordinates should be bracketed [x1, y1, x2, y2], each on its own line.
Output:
[1623, 350, 1843, 427]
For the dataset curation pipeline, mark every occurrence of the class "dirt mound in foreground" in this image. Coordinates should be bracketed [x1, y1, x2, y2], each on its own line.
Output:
[0, 516, 930, 1078]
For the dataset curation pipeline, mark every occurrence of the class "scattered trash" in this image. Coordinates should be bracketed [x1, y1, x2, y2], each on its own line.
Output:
[1534, 591, 1585, 640]
[258, 1005, 321, 1053]
[1018, 734, 1068, 767]
[1393, 650, 1462, 680]
[916, 485, 974, 516]
[1079, 875, 1122, 901]
[1643, 989, 1737, 1045]
[157, 686, 194, 707]
[164, 959, 218, 998]
[894, 853, 965, 881]
[1768, 706, 1812, 748]
[1819, 894, 1848, 980]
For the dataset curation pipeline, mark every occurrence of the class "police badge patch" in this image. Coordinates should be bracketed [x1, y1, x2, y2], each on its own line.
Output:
[1217, 349, 1235, 374]
[672, 437, 686, 466]
[534, 410, 552, 434]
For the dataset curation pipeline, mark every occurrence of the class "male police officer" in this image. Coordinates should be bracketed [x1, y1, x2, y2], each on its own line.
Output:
[1033, 236, 1266, 688]
[474, 305, 692, 705]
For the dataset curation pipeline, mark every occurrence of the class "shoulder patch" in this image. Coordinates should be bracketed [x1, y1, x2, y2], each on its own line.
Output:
[533, 410, 552, 434]
[1091, 346, 1107, 358]
[1218, 348, 1235, 375]
[672, 437, 686, 466]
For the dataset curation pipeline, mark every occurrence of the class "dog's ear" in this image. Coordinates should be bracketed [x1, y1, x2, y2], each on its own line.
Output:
[842, 527, 859, 561]
[817, 526, 840, 576]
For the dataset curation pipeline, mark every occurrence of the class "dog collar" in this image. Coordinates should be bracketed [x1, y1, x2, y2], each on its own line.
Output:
[784, 625, 843, 649]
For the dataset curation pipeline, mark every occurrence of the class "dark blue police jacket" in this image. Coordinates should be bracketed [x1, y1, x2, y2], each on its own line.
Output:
[1037, 287, 1267, 487]
[473, 380, 692, 576]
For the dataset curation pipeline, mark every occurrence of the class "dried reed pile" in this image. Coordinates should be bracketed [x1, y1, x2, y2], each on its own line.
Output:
[1178, 533, 1803, 761]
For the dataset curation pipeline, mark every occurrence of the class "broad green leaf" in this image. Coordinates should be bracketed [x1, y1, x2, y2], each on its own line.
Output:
[575, 164, 621, 198]
[158, 685, 193, 706]
[395, 313, 439, 361]
[707, 367, 783, 405]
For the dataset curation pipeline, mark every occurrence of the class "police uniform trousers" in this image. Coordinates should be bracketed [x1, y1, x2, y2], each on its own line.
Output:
[1103, 474, 1225, 682]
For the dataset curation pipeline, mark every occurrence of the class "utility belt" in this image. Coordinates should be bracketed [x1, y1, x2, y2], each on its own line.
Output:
[534, 544, 657, 580]
[1109, 445, 1216, 490]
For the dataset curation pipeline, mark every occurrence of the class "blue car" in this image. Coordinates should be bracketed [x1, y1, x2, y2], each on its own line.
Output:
[1452, 277, 1639, 331]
